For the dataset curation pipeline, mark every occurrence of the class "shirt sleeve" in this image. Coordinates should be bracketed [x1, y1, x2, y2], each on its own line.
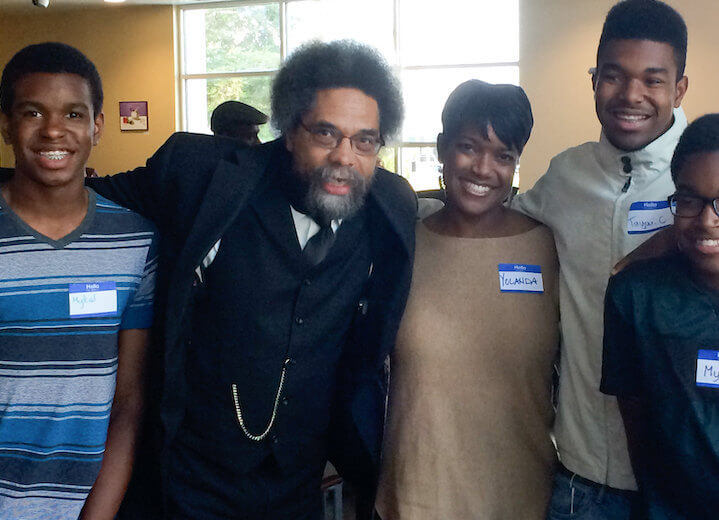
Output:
[511, 160, 556, 223]
[600, 273, 641, 397]
[120, 229, 158, 330]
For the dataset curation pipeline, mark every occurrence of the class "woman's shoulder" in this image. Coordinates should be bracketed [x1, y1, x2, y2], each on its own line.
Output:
[500, 211, 558, 266]
[504, 209, 551, 237]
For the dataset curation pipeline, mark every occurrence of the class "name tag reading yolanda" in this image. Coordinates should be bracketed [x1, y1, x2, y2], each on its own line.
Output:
[69, 282, 118, 318]
[627, 201, 673, 235]
[498, 264, 544, 293]
[696, 350, 719, 388]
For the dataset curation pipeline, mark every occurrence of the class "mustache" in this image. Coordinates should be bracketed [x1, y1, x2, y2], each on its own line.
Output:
[304, 165, 371, 222]
[316, 165, 364, 186]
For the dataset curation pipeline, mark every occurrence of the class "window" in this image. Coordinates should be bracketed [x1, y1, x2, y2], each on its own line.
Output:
[179, 0, 519, 190]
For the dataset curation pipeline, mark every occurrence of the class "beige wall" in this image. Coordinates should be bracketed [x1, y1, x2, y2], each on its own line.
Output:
[519, 0, 719, 190]
[0, 5, 175, 175]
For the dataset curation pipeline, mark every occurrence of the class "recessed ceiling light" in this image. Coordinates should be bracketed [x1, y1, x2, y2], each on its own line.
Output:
[104, 0, 126, 3]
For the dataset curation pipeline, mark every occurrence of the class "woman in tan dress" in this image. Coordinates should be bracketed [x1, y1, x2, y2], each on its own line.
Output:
[375, 80, 559, 519]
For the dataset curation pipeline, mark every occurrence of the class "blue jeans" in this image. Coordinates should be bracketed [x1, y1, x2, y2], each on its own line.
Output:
[547, 467, 637, 520]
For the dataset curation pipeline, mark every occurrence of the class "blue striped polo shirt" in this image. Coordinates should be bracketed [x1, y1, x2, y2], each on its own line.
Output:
[0, 188, 157, 519]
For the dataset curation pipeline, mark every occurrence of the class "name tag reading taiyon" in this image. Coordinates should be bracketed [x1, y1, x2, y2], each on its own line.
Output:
[627, 201, 673, 235]
[696, 349, 719, 388]
[498, 264, 544, 293]
[68, 282, 118, 318]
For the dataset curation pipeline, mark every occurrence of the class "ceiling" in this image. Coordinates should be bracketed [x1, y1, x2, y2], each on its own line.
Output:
[0, 0, 223, 12]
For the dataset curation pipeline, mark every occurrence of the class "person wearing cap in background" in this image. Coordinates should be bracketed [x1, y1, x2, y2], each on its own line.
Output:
[211, 100, 268, 146]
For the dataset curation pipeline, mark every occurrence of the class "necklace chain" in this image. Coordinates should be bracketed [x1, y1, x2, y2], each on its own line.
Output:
[231, 358, 289, 442]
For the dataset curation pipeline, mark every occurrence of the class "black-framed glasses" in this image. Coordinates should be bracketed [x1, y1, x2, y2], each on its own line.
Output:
[300, 121, 384, 156]
[668, 193, 719, 218]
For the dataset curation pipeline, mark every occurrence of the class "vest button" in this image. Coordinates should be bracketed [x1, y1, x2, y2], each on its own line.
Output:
[303, 279, 312, 286]
[282, 398, 289, 406]
[295, 317, 304, 325]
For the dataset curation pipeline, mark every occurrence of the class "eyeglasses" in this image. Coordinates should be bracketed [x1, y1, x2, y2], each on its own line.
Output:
[668, 193, 719, 218]
[300, 121, 384, 156]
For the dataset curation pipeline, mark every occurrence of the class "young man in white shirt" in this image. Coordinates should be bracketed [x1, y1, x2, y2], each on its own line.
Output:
[513, 1, 689, 518]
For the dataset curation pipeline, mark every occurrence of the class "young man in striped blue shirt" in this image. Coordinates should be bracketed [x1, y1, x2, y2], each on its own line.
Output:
[0, 42, 157, 519]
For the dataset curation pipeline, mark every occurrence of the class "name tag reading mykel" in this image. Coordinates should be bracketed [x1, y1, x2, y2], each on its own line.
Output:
[68, 282, 118, 318]
[627, 200, 673, 235]
[696, 350, 719, 388]
[498, 264, 544, 294]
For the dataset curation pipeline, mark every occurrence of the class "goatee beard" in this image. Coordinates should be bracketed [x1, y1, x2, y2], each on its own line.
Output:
[305, 165, 370, 223]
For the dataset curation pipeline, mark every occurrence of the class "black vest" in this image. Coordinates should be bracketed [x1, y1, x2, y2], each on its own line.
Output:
[173, 173, 373, 480]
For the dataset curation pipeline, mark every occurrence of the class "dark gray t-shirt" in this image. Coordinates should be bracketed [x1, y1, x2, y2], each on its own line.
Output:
[602, 253, 719, 520]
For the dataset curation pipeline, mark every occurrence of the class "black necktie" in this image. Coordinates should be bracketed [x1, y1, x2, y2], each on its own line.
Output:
[302, 223, 335, 266]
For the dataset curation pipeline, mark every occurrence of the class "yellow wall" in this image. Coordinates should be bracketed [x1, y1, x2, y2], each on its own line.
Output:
[519, 0, 719, 189]
[0, 5, 175, 175]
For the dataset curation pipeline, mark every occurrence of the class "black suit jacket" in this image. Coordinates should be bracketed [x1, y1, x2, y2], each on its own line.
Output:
[88, 133, 416, 516]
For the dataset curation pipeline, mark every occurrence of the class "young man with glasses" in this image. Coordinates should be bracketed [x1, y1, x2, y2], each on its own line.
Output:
[601, 113, 719, 519]
[89, 40, 415, 520]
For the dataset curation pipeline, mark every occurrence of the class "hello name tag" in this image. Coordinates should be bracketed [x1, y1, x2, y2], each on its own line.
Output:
[627, 201, 673, 235]
[696, 350, 719, 388]
[498, 264, 544, 293]
[68, 282, 118, 318]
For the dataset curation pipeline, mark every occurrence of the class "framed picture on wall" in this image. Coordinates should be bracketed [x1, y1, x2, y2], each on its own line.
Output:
[119, 101, 148, 131]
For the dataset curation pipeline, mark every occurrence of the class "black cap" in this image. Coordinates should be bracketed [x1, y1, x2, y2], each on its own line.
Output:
[211, 101, 268, 134]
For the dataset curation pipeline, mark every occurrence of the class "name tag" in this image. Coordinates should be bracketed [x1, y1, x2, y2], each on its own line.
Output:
[696, 350, 719, 388]
[498, 264, 544, 293]
[68, 282, 118, 318]
[627, 201, 673, 235]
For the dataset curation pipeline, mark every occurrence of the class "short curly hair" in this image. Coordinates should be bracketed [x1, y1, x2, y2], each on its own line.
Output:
[1, 42, 103, 116]
[671, 114, 719, 183]
[271, 40, 403, 140]
[597, 0, 687, 80]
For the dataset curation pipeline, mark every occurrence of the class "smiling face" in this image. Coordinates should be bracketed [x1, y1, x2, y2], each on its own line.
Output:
[674, 151, 719, 289]
[593, 39, 687, 152]
[0, 72, 103, 190]
[439, 124, 517, 225]
[285, 88, 379, 221]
